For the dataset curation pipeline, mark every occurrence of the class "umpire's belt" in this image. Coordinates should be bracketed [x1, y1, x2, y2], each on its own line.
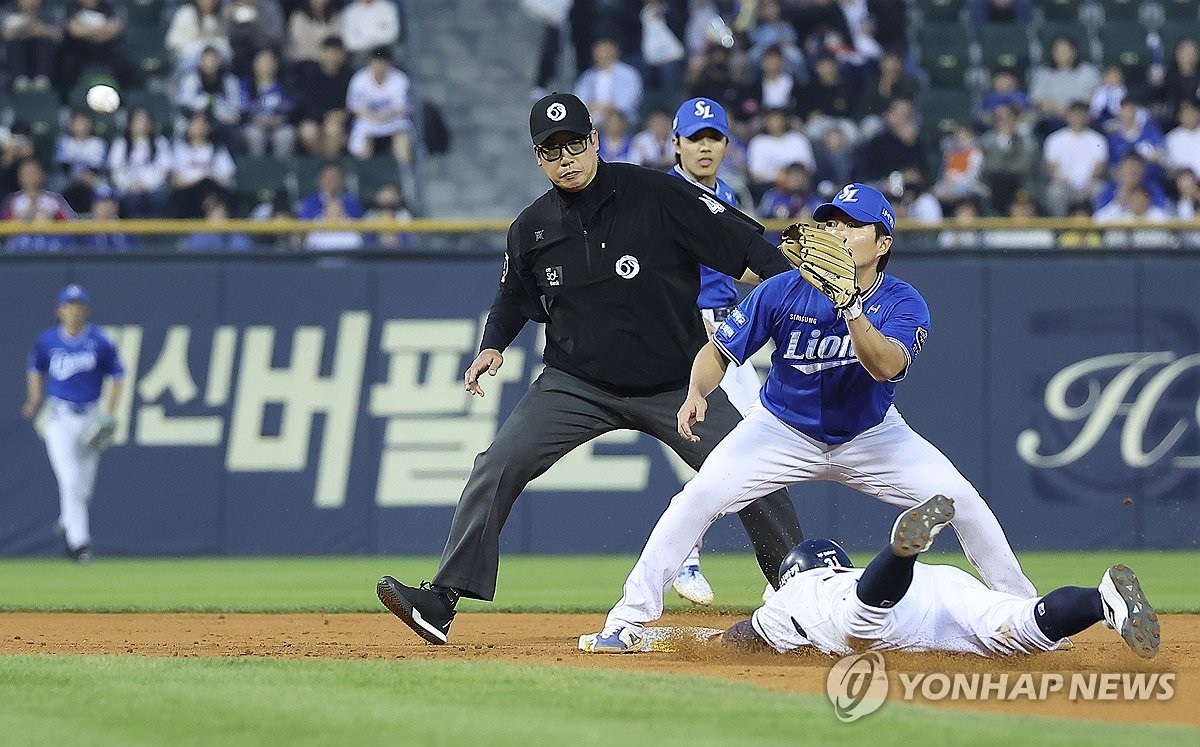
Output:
[707, 306, 738, 323]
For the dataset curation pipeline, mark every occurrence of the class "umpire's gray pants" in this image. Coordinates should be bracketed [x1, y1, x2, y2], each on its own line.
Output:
[434, 367, 804, 601]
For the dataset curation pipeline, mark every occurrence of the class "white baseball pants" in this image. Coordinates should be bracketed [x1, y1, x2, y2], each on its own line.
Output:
[606, 404, 1037, 631]
[43, 398, 101, 551]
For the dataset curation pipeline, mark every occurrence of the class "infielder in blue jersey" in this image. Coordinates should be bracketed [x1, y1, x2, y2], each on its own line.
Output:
[23, 285, 124, 562]
[668, 97, 770, 606]
[587, 183, 1037, 651]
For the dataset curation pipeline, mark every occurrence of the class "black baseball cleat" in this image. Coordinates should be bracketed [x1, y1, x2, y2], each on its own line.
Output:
[377, 576, 456, 645]
[67, 544, 92, 564]
[890, 495, 955, 557]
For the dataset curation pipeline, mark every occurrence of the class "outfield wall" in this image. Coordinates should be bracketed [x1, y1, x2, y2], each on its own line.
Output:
[1, 252, 1197, 556]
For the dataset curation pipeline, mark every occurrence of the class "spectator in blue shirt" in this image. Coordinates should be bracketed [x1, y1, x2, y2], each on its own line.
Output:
[1107, 98, 1167, 180]
[240, 47, 296, 157]
[1094, 151, 1170, 214]
[186, 194, 253, 251]
[756, 162, 819, 221]
[81, 184, 135, 251]
[297, 161, 363, 219]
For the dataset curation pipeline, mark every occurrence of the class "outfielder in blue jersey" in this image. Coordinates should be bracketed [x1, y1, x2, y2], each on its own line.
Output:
[590, 184, 1039, 650]
[23, 285, 124, 562]
[666, 97, 770, 606]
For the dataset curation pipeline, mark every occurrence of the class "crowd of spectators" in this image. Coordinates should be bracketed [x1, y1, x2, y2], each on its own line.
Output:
[529, 0, 1200, 230]
[1, 0, 415, 250]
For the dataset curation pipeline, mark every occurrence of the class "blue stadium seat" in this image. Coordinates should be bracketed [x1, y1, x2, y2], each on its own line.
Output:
[921, 22, 972, 89]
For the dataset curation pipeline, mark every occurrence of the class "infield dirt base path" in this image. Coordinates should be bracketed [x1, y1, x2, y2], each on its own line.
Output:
[1, 611, 1195, 728]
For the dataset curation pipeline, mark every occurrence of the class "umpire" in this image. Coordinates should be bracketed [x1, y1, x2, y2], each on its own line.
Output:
[378, 93, 804, 645]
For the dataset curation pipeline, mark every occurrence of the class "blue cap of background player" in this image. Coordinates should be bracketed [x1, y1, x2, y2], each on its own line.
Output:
[673, 97, 729, 138]
[57, 284, 90, 306]
[812, 183, 896, 236]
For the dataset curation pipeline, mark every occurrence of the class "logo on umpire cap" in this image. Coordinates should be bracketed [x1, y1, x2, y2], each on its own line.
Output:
[546, 102, 567, 121]
[826, 652, 889, 723]
[615, 254, 640, 279]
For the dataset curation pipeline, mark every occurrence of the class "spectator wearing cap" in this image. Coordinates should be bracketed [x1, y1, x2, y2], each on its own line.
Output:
[746, 108, 815, 201]
[3, 0, 61, 92]
[574, 37, 644, 124]
[346, 46, 412, 162]
[1166, 97, 1200, 180]
[1042, 100, 1108, 216]
[296, 36, 353, 159]
[287, 0, 341, 67]
[55, 110, 106, 214]
[341, 0, 400, 57]
[165, 0, 232, 73]
[81, 185, 135, 251]
[224, 0, 285, 78]
[107, 107, 173, 219]
[2, 158, 76, 252]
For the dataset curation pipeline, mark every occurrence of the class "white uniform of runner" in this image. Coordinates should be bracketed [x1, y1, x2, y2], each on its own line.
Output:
[751, 564, 1058, 656]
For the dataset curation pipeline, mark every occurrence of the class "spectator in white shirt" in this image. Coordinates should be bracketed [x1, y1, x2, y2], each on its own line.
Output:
[1166, 97, 1200, 181]
[1094, 184, 1171, 223]
[346, 46, 412, 162]
[1042, 101, 1108, 216]
[626, 108, 675, 171]
[170, 111, 236, 218]
[287, 0, 341, 66]
[574, 37, 643, 124]
[341, 0, 400, 56]
[164, 0, 231, 72]
[107, 107, 173, 218]
[55, 110, 106, 213]
[745, 108, 815, 199]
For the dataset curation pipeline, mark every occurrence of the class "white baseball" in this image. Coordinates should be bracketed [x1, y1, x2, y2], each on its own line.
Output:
[85, 85, 121, 115]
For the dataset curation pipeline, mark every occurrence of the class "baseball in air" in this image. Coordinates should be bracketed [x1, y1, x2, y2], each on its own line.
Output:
[86, 84, 120, 114]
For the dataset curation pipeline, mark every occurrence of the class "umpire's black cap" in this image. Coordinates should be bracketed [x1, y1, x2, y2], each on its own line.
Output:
[529, 92, 593, 145]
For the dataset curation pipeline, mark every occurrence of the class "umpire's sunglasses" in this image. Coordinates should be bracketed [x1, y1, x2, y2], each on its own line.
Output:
[536, 134, 591, 162]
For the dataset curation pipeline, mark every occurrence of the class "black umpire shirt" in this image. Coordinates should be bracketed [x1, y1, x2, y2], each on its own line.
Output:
[480, 160, 794, 395]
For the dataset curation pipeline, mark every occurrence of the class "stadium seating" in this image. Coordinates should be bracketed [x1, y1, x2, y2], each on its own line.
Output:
[1159, 0, 1200, 22]
[126, 0, 167, 27]
[123, 24, 170, 82]
[1100, 22, 1152, 88]
[355, 156, 404, 199]
[920, 22, 973, 89]
[10, 90, 61, 136]
[920, 88, 974, 144]
[121, 90, 177, 133]
[978, 23, 1032, 74]
[1039, 0, 1087, 22]
[914, 0, 963, 24]
[1097, 0, 1144, 22]
[233, 155, 291, 213]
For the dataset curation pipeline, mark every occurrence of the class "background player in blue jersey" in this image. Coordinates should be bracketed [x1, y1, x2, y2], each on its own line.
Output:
[586, 183, 1037, 651]
[667, 97, 770, 605]
[22, 285, 125, 563]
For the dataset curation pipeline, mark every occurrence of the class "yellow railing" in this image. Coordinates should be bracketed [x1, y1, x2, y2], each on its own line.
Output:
[0, 217, 1198, 235]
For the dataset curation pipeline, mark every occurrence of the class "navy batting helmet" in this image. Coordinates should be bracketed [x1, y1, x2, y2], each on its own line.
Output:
[778, 539, 853, 587]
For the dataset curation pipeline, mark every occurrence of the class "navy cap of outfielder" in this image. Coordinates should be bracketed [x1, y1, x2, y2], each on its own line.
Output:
[673, 97, 730, 138]
[57, 284, 90, 306]
[813, 183, 896, 236]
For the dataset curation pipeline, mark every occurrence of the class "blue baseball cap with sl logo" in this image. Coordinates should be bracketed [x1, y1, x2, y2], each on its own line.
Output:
[673, 97, 730, 138]
[57, 284, 90, 306]
[813, 183, 896, 236]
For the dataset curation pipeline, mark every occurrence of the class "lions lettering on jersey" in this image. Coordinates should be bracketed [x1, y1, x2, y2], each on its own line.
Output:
[711, 272, 931, 445]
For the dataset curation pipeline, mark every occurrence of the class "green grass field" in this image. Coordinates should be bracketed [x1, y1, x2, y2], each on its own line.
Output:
[1, 552, 1197, 746]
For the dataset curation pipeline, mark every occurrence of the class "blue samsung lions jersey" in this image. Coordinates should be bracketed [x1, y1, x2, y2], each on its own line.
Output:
[669, 165, 739, 310]
[712, 273, 931, 444]
[28, 325, 124, 403]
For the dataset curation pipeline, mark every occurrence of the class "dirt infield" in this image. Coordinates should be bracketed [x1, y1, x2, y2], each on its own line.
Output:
[1, 611, 1195, 727]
